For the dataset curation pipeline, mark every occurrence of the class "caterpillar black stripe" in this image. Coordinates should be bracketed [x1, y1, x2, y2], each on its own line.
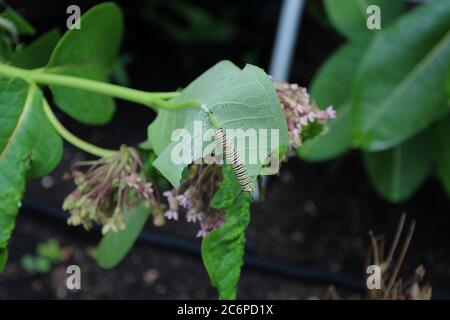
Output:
[215, 128, 253, 194]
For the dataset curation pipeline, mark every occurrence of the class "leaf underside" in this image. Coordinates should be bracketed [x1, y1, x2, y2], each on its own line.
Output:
[147, 60, 288, 188]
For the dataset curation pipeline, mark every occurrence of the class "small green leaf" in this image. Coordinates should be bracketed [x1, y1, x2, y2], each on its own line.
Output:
[324, 0, 403, 42]
[431, 116, 450, 195]
[202, 166, 251, 300]
[299, 41, 367, 161]
[11, 28, 60, 69]
[352, 0, 450, 151]
[0, 78, 62, 249]
[364, 133, 431, 202]
[34, 256, 52, 273]
[1, 8, 36, 36]
[37, 238, 61, 264]
[0, 248, 7, 272]
[148, 60, 288, 188]
[92, 206, 150, 269]
[20, 254, 35, 272]
[46, 2, 123, 125]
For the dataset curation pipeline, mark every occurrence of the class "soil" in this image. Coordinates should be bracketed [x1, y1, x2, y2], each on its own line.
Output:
[1, 0, 449, 299]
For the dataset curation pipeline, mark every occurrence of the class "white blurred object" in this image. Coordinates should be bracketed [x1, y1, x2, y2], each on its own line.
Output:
[256, 0, 305, 201]
[269, 0, 305, 80]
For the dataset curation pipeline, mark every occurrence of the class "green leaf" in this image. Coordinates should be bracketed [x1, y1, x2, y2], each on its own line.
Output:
[147, 61, 239, 154]
[431, 116, 450, 195]
[34, 256, 52, 273]
[210, 165, 241, 210]
[0, 248, 7, 272]
[446, 62, 450, 98]
[20, 254, 35, 272]
[37, 238, 61, 264]
[46, 2, 123, 125]
[0, 34, 14, 61]
[202, 166, 251, 300]
[324, 0, 403, 41]
[143, 1, 235, 45]
[0, 78, 62, 249]
[92, 206, 150, 269]
[364, 133, 431, 202]
[299, 41, 367, 161]
[11, 28, 60, 69]
[1, 8, 36, 36]
[147, 60, 289, 188]
[352, 0, 450, 151]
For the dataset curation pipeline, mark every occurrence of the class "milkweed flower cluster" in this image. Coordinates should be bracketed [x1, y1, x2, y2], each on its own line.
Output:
[274, 80, 336, 149]
[63, 146, 165, 234]
[162, 164, 225, 238]
[62, 81, 336, 238]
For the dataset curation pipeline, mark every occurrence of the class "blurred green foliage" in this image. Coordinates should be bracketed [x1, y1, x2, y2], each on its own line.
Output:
[300, 0, 450, 202]
[141, 0, 235, 44]
[20, 239, 62, 273]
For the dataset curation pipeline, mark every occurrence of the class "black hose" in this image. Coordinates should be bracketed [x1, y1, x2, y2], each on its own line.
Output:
[21, 198, 450, 300]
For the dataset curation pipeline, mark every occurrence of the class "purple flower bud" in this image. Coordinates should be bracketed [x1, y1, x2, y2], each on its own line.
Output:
[164, 210, 179, 221]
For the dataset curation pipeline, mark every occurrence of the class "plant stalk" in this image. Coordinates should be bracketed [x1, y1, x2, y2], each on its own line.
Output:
[0, 63, 199, 111]
[42, 99, 117, 158]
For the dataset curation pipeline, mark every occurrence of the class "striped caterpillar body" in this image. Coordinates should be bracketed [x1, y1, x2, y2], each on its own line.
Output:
[215, 128, 253, 194]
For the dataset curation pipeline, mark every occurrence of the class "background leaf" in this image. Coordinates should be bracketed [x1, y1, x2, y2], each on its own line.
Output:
[11, 28, 60, 69]
[446, 62, 450, 98]
[432, 116, 450, 195]
[0, 8, 36, 36]
[324, 0, 403, 41]
[0, 248, 7, 272]
[299, 41, 367, 161]
[92, 207, 150, 269]
[202, 166, 251, 300]
[148, 60, 288, 188]
[46, 2, 123, 125]
[0, 78, 62, 249]
[352, 0, 450, 151]
[210, 165, 241, 209]
[363, 133, 431, 202]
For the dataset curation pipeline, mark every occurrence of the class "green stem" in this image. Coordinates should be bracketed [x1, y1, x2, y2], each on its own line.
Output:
[43, 99, 117, 158]
[0, 63, 200, 110]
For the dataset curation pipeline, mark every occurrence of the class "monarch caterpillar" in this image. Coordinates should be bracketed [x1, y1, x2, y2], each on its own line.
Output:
[215, 128, 253, 195]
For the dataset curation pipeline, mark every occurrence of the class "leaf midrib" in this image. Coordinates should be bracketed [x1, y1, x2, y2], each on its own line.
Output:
[0, 82, 35, 161]
[364, 29, 450, 133]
